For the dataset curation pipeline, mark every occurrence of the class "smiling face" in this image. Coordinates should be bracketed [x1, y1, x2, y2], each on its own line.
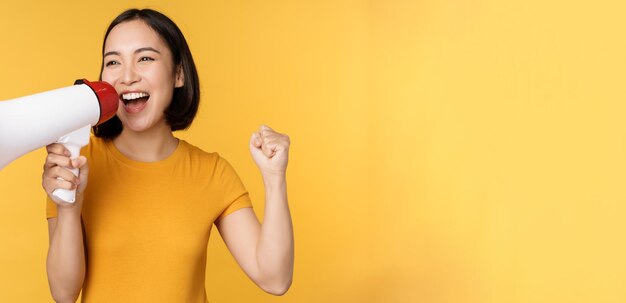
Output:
[101, 19, 184, 133]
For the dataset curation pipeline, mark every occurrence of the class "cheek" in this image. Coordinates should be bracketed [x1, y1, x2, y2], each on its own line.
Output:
[100, 66, 126, 85]
[100, 70, 115, 84]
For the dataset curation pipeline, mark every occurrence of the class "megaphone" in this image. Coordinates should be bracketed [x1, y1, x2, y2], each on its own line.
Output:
[0, 79, 118, 202]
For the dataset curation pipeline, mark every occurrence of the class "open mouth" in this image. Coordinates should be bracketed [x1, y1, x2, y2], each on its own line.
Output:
[120, 92, 150, 113]
[121, 92, 150, 105]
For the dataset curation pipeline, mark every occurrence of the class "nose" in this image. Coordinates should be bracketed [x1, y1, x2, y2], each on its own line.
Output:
[120, 63, 140, 86]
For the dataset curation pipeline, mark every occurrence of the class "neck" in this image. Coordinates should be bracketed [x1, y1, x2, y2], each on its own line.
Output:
[113, 121, 179, 162]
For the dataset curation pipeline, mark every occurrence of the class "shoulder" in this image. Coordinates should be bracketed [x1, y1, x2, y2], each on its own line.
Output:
[178, 140, 239, 178]
[179, 140, 219, 163]
[177, 140, 224, 176]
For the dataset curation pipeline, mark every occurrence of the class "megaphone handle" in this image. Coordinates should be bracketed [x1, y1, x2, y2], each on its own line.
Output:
[51, 125, 91, 203]
[51, 143, 81, 203]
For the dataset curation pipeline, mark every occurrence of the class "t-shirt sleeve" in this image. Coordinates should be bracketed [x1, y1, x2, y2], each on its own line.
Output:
[215, 156, 253, 222]
[46, 196, 58, 219]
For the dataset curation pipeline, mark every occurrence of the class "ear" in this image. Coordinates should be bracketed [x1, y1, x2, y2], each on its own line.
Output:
[174, 64, 185, 88]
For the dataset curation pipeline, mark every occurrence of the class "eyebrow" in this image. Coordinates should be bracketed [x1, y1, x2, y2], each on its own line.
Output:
[103, 47, 161, 58]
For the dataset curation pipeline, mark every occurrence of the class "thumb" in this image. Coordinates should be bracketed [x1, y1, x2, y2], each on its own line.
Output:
[75, 156, 88, 168]
[76, 156, 89, 176]
[71, 156, 82, 168]
[250, 132, 262, 148]
[75, 156, 89, 193]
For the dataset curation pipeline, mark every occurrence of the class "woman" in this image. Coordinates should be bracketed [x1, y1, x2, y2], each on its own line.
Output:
[42, 9, 293, 303]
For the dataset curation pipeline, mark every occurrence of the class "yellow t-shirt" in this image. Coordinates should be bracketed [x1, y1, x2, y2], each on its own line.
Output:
[46, 136, 252, 302]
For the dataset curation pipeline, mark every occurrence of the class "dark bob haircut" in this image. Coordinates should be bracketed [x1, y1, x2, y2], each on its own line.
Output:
[93, 8, 200, 139]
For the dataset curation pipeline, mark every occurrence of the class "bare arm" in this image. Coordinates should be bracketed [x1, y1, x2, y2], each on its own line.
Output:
[43, 143, 89, 303]
[216, 125, 294, 295]
[47, 211, 85, 303]
[216, 177, 293, 295]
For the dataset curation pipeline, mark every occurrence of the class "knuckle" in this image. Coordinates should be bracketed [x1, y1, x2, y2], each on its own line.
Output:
[47, 144, 59, 153]
[52, 166, 63, 175]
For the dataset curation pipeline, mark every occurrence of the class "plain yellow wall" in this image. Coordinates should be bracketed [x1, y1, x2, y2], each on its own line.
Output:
[1, 1, 625, 302]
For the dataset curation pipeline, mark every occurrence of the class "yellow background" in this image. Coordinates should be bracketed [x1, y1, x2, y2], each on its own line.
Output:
[1, 1, 625, 302]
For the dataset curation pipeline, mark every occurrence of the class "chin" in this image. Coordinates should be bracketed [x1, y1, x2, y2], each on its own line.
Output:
[120, 118, 154, 133]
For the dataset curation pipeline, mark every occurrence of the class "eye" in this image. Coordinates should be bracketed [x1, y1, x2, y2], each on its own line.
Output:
[139, 56, 155, 62]
[105, 60, 119, 67]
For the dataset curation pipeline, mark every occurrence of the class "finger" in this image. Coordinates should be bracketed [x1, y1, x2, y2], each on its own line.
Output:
[76, 156, 90, 193]
[260, 130, 278, 139]
[71, 156, 85, 169]
[261, 138, 277, 158]
[46, 143, 70, 157]
[43, 177, 77, 194]
[260, 131, 286, 146]
[267, 137, 289, 152]
[74, 156, 88, 169]
[44, 153, 73, 169]
[260, 125, 278, 137]
[44, 166, 80, 185]
[75, 156, 89, 175]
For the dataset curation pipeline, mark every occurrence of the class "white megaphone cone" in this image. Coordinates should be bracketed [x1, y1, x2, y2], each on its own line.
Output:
[0, 79, 118, 202]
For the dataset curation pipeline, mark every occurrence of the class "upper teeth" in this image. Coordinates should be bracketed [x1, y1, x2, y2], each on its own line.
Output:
[122, 92, 149, 100]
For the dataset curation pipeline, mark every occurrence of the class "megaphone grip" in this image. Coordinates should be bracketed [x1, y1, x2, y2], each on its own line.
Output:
[51, 125, 91, 203]
[52, 169, 79, 203]
[51, 145, 80, 203]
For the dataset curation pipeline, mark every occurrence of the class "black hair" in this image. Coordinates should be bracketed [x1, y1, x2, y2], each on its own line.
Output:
[93, 8, 200, 139]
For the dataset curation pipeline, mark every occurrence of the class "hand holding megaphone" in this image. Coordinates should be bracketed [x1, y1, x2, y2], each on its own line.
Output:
[49, 124, 93, 203]
[42, 143, 90, 206]
[0, 79, 118, 202]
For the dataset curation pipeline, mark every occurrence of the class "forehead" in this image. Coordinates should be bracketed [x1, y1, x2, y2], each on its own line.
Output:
[104, 19, 167, 53]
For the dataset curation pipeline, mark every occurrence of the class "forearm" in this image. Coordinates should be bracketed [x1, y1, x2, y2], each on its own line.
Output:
[256, 175, 294, 293]
[47, 209, 85, 302]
